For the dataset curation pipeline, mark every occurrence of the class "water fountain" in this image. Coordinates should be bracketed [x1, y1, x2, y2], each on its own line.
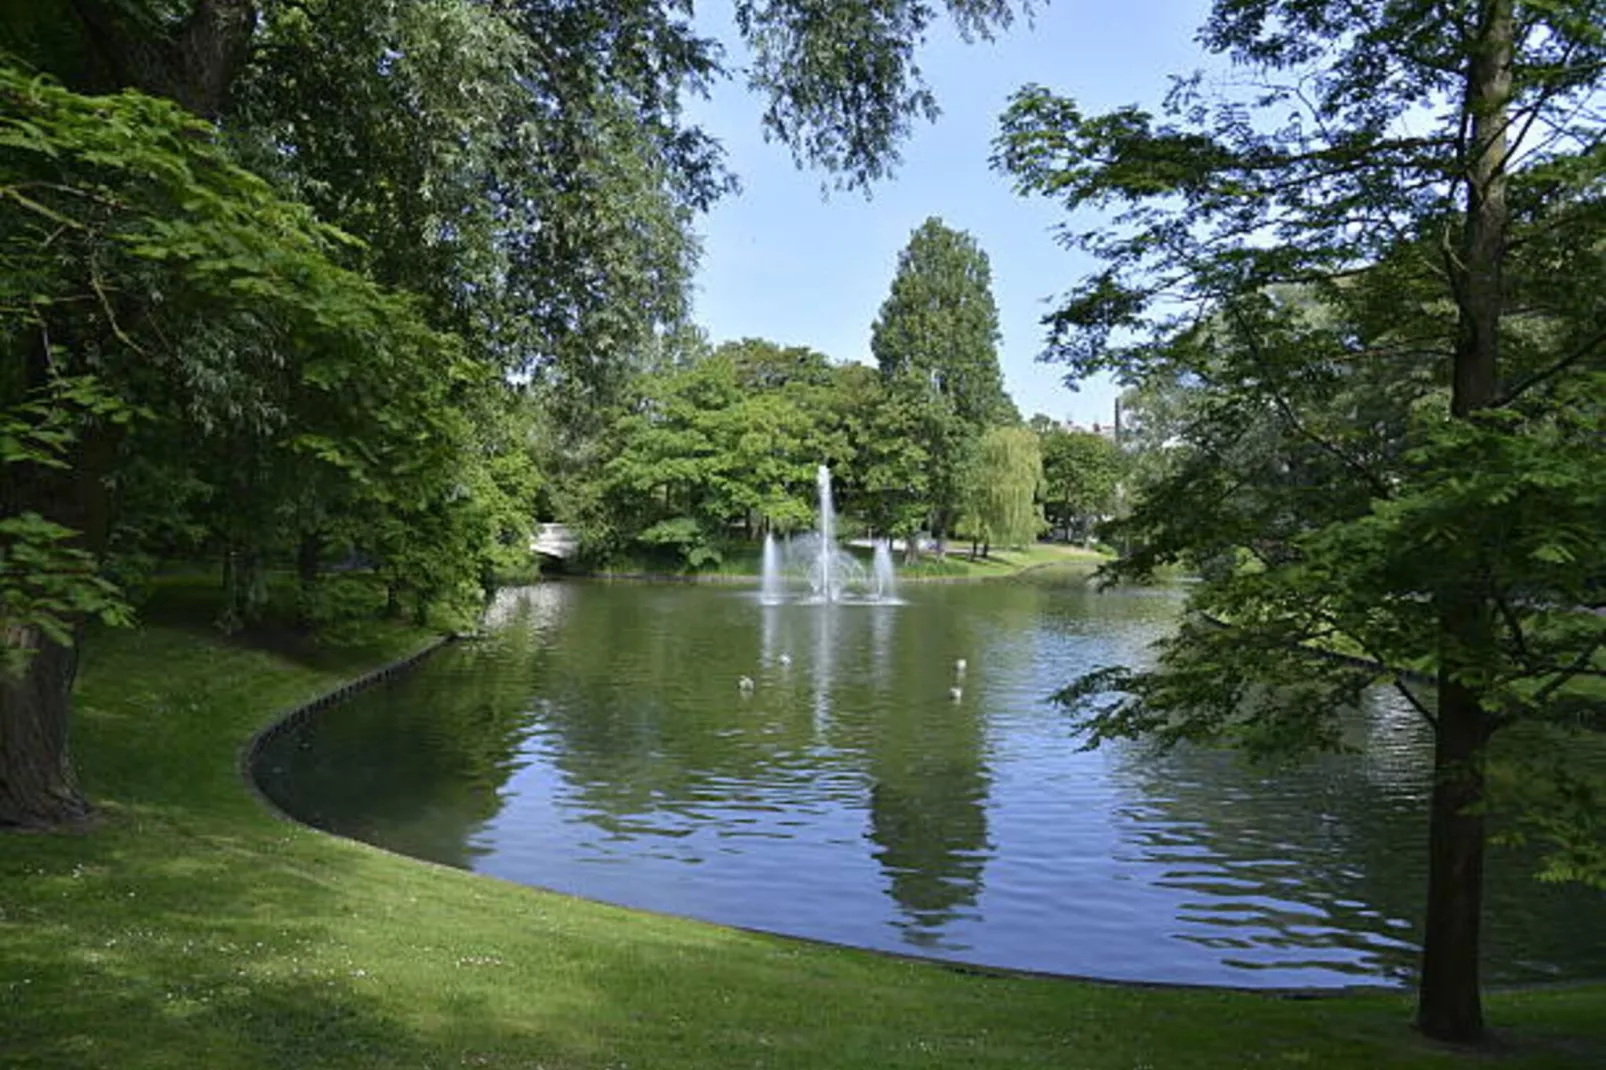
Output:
[760, 532, 785, 605]
[871, 539, 897, 602]
[758, 465, 897, 604]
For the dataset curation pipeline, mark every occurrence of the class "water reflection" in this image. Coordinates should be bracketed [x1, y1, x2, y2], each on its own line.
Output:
[810, 603, 834, 737]
[864, 705, 990, 946]
[256, 616, 545, 868]
[254, 573, 1606, 987]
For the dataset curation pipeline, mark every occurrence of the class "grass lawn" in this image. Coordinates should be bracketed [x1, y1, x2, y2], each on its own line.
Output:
[1, 589, 1601, 1068]
[895, 541, 1108, 579]
[592, 539, 1108, 581]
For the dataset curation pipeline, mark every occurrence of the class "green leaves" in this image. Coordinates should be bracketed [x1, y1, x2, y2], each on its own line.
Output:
[1038, 425, 1122, 543]
[737, 0, 1019, 189]
[0, 62, 490, 642]
[0, 371, 139, 673]
[0, 505, 131, 677]
[871, 217, 1012, 540]
[597, 346, 830, 559]
[1006, 1, 1606, 917]
[959, 425, 1043, 550]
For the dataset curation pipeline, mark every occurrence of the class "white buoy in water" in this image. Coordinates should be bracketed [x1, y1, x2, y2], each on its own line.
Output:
[949, 686, 963, 702]
[779, 654, 792, 667]
[738, 675, 755, 692]
[955, 658, 967, 676]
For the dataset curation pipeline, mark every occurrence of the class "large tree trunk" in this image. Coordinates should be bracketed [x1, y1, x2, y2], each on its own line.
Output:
[0, 628, 89, 828]
[1, 340, 113, 827]
[4, 3, 251, 830]
[68, 0, 257, 117]
[1417, 0, 1512, 1044]
[1418, 630, 1492, 1042]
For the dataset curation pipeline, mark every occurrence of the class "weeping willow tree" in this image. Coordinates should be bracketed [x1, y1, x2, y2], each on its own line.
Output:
[960, 426, 1043, 557]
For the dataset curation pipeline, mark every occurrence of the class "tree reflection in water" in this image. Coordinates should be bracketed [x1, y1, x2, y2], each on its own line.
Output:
[256, 576, 1606, 986]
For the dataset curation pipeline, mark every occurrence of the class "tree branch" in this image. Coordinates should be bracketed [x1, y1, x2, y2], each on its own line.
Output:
[1532, 638, 1606, 706]
[1393, 677, 1438, 726]
[1227, 304, 1395, 500]
[1495, 326, 1606, 407]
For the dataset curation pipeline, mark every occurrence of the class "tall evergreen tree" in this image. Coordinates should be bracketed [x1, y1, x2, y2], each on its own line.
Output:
[871, 217, 1010, 544]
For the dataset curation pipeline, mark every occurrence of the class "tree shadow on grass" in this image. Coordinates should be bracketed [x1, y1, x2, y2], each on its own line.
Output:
[6, 810, 1605, 1070]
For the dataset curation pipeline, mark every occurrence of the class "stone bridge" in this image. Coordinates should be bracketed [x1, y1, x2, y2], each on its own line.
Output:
[531, 522, 578, 560]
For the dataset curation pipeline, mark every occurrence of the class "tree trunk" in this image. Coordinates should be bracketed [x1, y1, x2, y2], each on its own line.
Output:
[295, 531, 322, 631]
[0, 341, 114, 828]
[1416, 0, 1512, 1044]
[1418, 650, 1490, 1042]
[297, 532, 321, 589]
[68, 0, 257, 118]
[1448, 0, 1511, 424]
[218, 544, 263, 633]
[0, 627, 89, 828]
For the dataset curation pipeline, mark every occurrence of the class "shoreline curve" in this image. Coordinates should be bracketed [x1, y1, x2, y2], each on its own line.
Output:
[235, 625, 1585, 1002]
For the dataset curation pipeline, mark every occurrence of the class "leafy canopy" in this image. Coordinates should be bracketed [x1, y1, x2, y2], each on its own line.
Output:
[871, 216, 1013, 539]
[0, 62, 477, 654]
[995, 0, 1606, 881]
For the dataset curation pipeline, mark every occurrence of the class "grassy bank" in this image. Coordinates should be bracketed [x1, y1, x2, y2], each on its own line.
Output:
[589, 539, 1108, 581]
[1, 596, 1602, 1068]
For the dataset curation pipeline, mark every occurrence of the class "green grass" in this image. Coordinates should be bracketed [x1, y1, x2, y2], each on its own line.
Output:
[591, 540, 1108, 581]
[896, 541, 1108, 579]
[1, 587, 1602, 1068]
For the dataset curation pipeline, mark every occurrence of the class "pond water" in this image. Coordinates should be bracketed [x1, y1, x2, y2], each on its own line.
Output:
[254, 573, 1606, 988]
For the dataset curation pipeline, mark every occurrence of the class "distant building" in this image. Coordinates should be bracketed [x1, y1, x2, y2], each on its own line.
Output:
[1059, 419, 1119, 442]
[1037, 401, 1123, 443]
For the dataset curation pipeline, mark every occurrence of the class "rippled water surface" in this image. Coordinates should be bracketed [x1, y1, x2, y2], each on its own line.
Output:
[255, 574, 1606, 987]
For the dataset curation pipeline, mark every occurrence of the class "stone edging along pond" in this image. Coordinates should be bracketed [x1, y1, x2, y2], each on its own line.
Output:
[238, 633, 457, 821]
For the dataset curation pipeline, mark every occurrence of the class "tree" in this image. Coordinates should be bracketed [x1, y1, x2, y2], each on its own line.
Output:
[10, 0, 1035, 412]
[996, 0, 1605, 1043]
[0, 69, 468, 825]
[719, 338, 836, 392]
[830, 362, 931, 546]
[871, 217, 1011, 545]
[600, 349, 828, 564]
[1038, 426, 1121, 544]
[959, 425, 1043, 556]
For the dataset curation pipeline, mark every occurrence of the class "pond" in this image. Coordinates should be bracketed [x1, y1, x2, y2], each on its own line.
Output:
[253, 572, 1606, 988]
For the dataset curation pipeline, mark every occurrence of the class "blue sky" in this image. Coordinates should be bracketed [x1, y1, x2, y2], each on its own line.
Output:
[684, 0, 1213, 426]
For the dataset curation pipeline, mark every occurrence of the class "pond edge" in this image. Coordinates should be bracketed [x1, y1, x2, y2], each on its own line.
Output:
[232, 625, 1433, 1001]
[238, 633, 457, 824]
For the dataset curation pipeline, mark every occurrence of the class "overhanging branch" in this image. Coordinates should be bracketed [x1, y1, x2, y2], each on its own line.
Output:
[1495, 327, 1606, 407]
